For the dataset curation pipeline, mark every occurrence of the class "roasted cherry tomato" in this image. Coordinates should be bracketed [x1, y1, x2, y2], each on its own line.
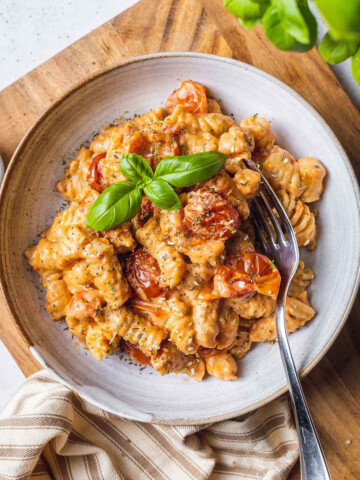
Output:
[213, 265, 256, 298]
[227, 253, 281, 297]
[165, 80, 208, 115]
[137, 196, 154, 227]
[123, 340, 151, 366]
[126, 249, 164, 300]
[184, 187, 240, 240]
[213, 252, 281, 299]
[87, 152, 106, 192]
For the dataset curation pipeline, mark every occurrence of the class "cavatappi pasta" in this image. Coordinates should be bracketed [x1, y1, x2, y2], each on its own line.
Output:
[26, 80, 326, 381]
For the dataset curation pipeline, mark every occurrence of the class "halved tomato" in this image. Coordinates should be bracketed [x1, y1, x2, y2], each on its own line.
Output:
[213, 252, 281, 299]
[165, 80, 208, 115]
[137, 196, 154, 227]
[126, 249, 164, 300]
[123, 340, 151, 366]
[184, 187, 240, 240]
[87, 152, 106, 192]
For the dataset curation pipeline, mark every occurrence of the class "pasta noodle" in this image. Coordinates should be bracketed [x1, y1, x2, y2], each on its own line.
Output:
[262, 146, 302, 197]
[135, 217, 186, 288]
[249, 297, 316, 343]
[276, 190, 317, 249]
[205, 352, 238, 380]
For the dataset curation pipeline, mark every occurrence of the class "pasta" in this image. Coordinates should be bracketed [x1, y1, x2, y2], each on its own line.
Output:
[249, 297, 316, 343]
[26, 80, 326, 381]
[135, 217, 186, 288]
[262, 146, 302, 197]
[276, 190, 317, 249]
[205, 352, 238, 380]
[298, 157, 326, 203]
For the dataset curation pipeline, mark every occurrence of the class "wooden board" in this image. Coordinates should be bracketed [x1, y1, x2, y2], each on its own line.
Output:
[0, 0, 359, 478]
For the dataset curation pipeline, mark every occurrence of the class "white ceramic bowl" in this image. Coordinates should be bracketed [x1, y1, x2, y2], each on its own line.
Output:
[0, 156, 4, 186]
[1, 53, 360, 424]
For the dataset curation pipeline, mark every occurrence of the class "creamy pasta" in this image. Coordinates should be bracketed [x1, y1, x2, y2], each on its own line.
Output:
[26, 80, 326, 381]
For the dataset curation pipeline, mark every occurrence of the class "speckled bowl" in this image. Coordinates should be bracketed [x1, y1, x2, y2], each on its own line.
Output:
[1, 53, 360, 424]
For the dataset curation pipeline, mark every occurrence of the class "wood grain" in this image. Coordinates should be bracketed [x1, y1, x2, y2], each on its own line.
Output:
[0, 0, 359, 477]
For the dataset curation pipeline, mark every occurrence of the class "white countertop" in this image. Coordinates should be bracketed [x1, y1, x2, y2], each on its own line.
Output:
[0, 0, 359, 411]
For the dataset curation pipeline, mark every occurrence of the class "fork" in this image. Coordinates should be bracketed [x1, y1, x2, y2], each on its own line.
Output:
[245, 159, 331, 480]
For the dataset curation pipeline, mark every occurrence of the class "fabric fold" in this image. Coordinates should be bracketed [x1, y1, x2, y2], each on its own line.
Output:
[0, 371, 298, 480]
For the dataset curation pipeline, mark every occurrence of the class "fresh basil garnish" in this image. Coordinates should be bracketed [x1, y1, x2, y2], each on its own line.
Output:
[319, 32, 358, 65]
[274, 0, 310, 45]
[154, 151, 226, 187]
[120, 153, 153, 183]
[352, 48, 360, 85]
[224, 0, 269, 25]
[144, 178, 182, 210]
[86, 151, 225, 231]
[86, 182, 142, 231]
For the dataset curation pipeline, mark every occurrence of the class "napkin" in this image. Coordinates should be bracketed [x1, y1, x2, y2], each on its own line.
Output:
[0, 371, 298, 479]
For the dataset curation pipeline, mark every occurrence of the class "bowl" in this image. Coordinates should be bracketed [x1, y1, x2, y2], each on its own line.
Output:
[1, 53, 360, 424]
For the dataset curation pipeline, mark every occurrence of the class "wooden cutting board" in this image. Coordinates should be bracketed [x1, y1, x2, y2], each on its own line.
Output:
[1, 0, 360, 477]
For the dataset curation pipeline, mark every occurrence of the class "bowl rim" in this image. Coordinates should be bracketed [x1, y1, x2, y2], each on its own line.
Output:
[1, 51, 360, 424]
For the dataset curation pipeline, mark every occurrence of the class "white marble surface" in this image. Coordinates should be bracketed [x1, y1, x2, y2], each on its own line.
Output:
[0, 0, 359, 411]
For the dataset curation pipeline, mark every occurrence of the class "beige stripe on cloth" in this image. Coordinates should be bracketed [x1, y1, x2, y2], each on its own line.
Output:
[0, 371, 298, 480]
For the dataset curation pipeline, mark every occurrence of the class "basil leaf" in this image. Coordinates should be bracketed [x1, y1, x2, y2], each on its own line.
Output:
[86, 182, 142, 231]
[263, 6, 301, 51]
[224, 0, 269, 23]
[238, 16, 262, 28]
[120, 153, 153, 183]
[351, 48, 360, 85]
[319, 32, 359, 64]
[144, 179, 182, 211]
[316, 0, 360, 42]
[296, 1, 317, 52]
[263, 4, 314, 51]
[273, 0, 310, 44]
[154, 152, 226, 188]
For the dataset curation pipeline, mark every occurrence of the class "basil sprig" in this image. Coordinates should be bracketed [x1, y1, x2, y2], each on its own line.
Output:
[224, 0, 360, 85]
[86, 151, 226, 231]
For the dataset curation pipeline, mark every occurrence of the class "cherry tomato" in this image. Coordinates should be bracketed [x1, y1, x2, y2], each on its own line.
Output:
[126, 249, 164, 300]
[137, 197, 154, 227]
[184, 187, 240, 240]
[165, 80, 208, 115]
[227, 253, 281, 297]
[213, 265, 256, 298]
[213, 252, 281, 298]
[123, 340, 151, 366]
[87, 152, 106, 192]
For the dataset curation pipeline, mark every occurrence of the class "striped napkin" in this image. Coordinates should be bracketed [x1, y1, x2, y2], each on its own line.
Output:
[0, 371, 298, 479]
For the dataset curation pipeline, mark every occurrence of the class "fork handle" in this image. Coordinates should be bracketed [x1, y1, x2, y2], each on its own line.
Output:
[276, 305, 331, 480]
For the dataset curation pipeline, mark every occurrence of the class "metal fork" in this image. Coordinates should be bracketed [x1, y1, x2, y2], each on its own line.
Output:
[245, 159, 331, 480]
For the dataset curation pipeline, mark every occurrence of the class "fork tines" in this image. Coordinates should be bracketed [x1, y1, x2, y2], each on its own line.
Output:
[244, 159, 298, 255]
